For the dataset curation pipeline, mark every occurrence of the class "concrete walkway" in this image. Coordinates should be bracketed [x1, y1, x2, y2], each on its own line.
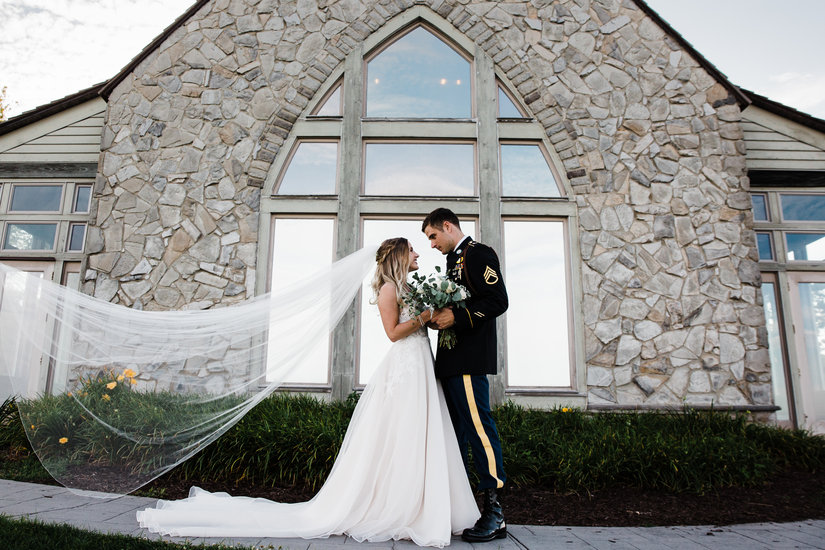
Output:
[1, 479, 824, 549]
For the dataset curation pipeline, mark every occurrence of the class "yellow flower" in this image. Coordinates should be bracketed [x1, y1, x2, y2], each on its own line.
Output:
[130, 378, 138, 385]
[59, 437, 68, 444]
[106, 381, 117, 390]
[562, 407, 570, 413]
[30, 424, 35, 430]
[117, 375, 124, 382]
[123, 368, 137, 378]
[102, 394, 111, 401]
[67, 392, 72, 397]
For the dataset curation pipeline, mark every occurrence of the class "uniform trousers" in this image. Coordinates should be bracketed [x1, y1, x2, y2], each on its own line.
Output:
[440, 374, 506, 491]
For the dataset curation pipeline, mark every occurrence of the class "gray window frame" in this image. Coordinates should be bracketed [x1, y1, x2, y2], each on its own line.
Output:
[0, 179, 92, 271]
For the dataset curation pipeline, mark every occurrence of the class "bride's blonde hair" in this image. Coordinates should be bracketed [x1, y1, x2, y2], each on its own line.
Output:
[371, 238, 411, 305]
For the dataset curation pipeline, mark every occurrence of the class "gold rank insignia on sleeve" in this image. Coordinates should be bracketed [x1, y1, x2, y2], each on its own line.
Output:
[473, 311, 485, 318]
[483, 266, 499, 285]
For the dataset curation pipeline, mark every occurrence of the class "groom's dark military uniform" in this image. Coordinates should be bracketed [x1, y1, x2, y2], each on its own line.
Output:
[436, 237, 507, 492]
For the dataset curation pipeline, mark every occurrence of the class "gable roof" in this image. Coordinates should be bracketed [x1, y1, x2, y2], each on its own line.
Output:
[741, 88, 825, 135]
[0, 82, 105, 137]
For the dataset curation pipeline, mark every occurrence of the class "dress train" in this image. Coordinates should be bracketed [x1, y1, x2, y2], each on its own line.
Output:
[137, 316, 479, 547]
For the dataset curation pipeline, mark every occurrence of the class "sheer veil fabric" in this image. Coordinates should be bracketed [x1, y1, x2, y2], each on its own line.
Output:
[136, 310, 480, 546]
[0, 246, 380, 496]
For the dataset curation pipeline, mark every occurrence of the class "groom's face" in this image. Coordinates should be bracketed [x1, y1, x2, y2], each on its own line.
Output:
[423, 223, 455, 255]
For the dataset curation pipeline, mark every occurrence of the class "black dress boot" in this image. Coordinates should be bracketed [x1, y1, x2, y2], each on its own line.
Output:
[461, 488, 506, 542]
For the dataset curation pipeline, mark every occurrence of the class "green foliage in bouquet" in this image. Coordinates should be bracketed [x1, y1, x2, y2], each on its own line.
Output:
[404, 266, 470, 348]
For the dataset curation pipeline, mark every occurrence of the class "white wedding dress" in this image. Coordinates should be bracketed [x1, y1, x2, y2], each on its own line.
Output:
[137, 310, 480, 547]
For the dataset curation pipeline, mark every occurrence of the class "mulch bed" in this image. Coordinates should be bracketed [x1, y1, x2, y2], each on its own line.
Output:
[137, 468, 825, 527]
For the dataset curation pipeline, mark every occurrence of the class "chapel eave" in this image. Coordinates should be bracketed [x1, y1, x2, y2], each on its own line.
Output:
[0, 82, 106, 137]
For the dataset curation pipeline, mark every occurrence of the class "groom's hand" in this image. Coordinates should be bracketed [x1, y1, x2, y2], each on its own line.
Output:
[431, 308, 455, 329]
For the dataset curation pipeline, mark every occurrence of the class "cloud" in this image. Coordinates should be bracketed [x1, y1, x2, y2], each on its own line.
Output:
[1, 0, 193, 118]
[765, 72, 825, 119]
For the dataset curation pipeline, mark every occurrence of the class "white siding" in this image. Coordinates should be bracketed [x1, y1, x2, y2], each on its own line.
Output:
[743, 105, 825, 171]
[0, 98, 105, 163]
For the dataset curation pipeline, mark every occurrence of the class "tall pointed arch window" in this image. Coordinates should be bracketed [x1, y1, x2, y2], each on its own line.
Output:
[260, 12, 582, 406]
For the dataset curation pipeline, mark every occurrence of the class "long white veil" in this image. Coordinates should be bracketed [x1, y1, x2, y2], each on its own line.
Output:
[0, 245, 379, 497]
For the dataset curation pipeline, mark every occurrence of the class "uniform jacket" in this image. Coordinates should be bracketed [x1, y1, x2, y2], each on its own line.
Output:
[434, 238, 508, 378]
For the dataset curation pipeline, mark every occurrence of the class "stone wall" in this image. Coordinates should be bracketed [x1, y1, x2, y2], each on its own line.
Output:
[84, 0, 769, 406]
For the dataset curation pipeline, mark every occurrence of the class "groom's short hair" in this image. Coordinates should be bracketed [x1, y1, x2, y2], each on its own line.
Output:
[422, 208, 461, 232]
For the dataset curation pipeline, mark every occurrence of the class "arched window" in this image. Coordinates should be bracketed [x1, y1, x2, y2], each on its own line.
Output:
[259, 10, 583, 406]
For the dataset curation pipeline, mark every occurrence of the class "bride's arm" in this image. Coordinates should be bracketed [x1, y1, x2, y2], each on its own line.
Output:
[377, 283, 433, 342]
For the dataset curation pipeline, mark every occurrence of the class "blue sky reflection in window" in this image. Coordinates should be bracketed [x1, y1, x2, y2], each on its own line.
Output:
[366, 26, 471, 118]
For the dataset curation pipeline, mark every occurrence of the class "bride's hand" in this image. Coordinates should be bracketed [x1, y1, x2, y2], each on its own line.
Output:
[418, 308, 433, 324]
[419, 308, 435, 328]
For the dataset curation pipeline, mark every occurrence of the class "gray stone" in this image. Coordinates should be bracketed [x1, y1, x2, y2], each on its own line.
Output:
[633, 375, 662, 396]
[674, 216, 696, 245]
[587, 366, 613, 387]
[94, 275, 119, 302]
[738, 259, 761, 285]
[719, 333, 745, 363]
[130, 259, 153, 276]
[194, 271, 229, 288]
[688, 370, 711, 393]
[121, 279, 152, 301]
[653, 215, 675, 239]
[189, 235, 221, 263]
[719, 386, 749, 405]
[154, 287, 181, 308]
[588, 387, 618, 404]
[600, 15, 630, 34]
[567, 32, 596, 57]
[619, 298, 649, 320]
[296, 32, 325, 63]
[594, 318, 622, 343]
[633, 320, 662, 341]
[616, 335, 642, 365]
[159, 184, 186, 206]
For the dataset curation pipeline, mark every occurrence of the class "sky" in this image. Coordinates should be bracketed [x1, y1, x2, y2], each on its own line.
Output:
[1, 0, 823, 120]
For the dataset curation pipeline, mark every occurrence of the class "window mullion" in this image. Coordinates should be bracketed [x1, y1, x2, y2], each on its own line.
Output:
[330, 48, 365, 400]
[475, 46, 506, 404]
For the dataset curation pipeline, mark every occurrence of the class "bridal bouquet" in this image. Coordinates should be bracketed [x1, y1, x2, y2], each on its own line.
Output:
[404, 266, 470, 349]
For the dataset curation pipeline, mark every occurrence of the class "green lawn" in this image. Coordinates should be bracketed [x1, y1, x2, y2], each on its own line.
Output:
[1, 515, 270, 550]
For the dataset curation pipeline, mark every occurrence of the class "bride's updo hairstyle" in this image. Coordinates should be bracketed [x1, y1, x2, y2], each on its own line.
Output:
[371, 237, 411, 305]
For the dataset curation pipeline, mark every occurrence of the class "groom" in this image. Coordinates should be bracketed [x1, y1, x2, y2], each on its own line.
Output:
[422, 208, 508, 543]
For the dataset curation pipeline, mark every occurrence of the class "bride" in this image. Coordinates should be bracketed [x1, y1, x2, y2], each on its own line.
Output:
[137, 238, 480, 547]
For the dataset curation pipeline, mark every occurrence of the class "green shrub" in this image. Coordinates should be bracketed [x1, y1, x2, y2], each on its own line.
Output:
[496, 405, 775, 493]
[175, 393, 358, 490]
[2, 392, 824, 495]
